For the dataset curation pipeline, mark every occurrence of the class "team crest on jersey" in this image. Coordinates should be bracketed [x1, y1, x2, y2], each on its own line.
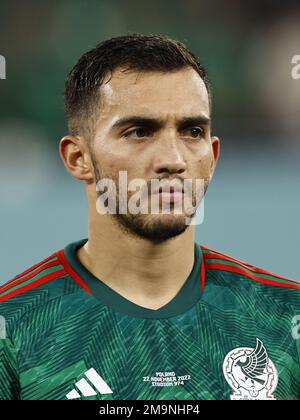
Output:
[223, 338, 278, 400]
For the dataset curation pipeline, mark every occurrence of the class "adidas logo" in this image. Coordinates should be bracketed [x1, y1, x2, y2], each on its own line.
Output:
[66, 368, 113, 399]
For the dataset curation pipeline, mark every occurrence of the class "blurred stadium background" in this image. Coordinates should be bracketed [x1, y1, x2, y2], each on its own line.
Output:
[0, 0, 299, 283]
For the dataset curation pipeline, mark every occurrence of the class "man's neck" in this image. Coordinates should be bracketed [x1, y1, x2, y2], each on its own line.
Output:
[77, 217, 195, 310]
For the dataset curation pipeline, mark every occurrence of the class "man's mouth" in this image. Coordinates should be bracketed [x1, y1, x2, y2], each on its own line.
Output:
[153, 184, 185, 204]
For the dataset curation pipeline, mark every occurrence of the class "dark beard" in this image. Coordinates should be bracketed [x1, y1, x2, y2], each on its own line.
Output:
[115, 211, 189, 243]
[90, 151, 207, 243]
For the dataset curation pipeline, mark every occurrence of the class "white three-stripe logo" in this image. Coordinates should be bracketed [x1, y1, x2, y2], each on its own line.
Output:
[66, 368, 113, 399]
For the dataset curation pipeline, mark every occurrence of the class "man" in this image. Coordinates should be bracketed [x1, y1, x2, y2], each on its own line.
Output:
[0, 34, 299, 401]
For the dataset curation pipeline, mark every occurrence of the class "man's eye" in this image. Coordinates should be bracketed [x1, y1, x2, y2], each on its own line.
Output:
[183, 127, 204, 139]
[123, 128, 151, 139]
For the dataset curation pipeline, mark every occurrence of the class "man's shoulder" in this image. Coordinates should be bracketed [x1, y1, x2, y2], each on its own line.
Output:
[200, 244, 300, 292]
[0, 246, 91, 324]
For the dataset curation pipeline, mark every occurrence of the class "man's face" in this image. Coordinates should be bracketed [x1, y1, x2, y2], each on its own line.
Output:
[89, 66, 219, 242]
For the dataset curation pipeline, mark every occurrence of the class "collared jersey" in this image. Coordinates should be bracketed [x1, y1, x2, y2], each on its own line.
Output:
[0, 239, 299, 400]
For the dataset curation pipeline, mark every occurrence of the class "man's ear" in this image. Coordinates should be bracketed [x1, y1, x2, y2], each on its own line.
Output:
[209, 136, 220, 180]
[59, 135, 94, 182]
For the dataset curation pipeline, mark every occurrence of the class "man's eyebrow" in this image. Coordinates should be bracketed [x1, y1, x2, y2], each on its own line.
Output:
[111, 116, 164, 131]
[110, 115, 210, 131]
[178, 116, 210, 128]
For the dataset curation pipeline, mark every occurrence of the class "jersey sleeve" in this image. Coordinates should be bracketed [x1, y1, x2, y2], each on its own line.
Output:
[0, 336, 20, 400]
[295, 319, 300, 384]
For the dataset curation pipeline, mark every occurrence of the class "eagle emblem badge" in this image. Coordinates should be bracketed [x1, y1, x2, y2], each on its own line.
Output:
[223, 338, 278, 400]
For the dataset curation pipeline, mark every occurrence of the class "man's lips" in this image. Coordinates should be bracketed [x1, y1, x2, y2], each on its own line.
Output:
[153, 184, 184, 194]
[157, 191, 184, 203]
[151, 185, 185, 203]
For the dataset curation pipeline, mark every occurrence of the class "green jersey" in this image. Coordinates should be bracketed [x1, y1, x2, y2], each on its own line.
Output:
[0, 239, 299, 400]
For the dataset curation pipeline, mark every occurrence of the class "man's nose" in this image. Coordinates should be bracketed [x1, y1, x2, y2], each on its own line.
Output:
[152, 134, 187, 175]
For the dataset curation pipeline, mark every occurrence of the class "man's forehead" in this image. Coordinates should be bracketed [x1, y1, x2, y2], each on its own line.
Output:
[99, 67, 210, 116]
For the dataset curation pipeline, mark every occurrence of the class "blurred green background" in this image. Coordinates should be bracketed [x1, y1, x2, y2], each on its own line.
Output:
[0, 0, 299, 282]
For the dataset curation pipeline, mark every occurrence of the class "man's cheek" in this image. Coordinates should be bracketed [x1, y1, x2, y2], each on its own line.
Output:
[191, 153, 212, 178]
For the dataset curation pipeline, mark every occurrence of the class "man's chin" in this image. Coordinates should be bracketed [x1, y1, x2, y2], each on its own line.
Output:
[115, 213, 189, 243]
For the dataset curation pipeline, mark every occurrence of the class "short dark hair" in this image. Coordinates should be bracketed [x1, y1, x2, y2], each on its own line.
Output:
[64, 33, 211, 139]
